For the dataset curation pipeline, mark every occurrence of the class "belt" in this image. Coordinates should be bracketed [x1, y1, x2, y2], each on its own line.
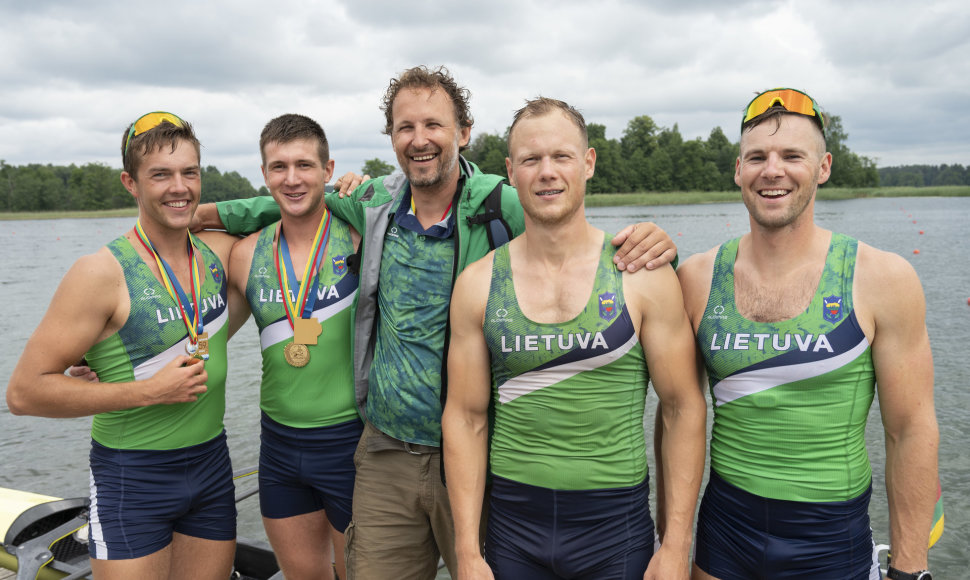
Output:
[364, 423, 441, 455]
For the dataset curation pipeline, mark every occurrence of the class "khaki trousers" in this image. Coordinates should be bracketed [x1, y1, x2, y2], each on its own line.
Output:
[345, 423, 456, 579]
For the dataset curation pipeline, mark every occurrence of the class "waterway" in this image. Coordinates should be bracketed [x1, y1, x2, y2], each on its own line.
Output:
[1, 196, 966, 576]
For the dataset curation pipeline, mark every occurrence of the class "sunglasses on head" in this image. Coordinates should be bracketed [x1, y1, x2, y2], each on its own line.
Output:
[742, 88, 824, 135]
[124, 111, 186, 155]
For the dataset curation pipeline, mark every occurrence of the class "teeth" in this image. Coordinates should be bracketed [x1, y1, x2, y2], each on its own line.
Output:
[536, 189, 563, 196]
[761, 189, 788, 197]
[412, 154, 436, 161]
[165, 200, 188, 208]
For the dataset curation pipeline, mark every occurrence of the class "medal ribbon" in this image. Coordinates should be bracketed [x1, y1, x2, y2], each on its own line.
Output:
[410, 194, 453, 222]
[133, 221, 203, 347]
[272, 208, 332, 329]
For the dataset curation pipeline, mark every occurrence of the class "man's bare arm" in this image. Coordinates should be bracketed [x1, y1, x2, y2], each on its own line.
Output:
[860, 245, 938, 572]
[6, 251, 208, 417]
[441, 257, 496, 580]
[630, 266, 706, 579]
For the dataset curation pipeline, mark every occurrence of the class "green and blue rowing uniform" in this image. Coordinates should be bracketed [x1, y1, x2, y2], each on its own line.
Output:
[694, 233, 880, 579]
[481, 235, 654, 578]
[85, 235, 234, 559]
[246, 217, 361, 529]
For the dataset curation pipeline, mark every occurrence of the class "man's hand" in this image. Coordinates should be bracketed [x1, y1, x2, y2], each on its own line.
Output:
[190, 202, 224, 233]
[643, 543, 690, 580]
[457, 555, 495, 580]
[141, 356, 209, 405]
[611, 222, 677, 272]
[333, 172, 370, 197]
[67, 364, 99, 383]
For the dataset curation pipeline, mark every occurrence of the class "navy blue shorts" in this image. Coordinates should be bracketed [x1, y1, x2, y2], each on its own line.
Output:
[485, 474, 655, 580]
[258, 412, 362, 531]
[694, 470, 879, 580]
[87, 431, 236, 560]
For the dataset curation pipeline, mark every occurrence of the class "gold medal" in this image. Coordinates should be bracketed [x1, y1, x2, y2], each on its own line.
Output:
[284, 342, 310, 367]
[196, 332, 209, 358]
[293, 318, 322, 345]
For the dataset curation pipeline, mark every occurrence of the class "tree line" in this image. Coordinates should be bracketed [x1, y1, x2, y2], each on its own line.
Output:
[459, 113, 882, 193]
[0, 161, 264, 212]
[4, 112, 964, 213]
[878, 164, 970, 187]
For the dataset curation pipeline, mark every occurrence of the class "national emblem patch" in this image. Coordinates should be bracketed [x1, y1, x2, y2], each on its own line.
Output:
[332, 255, 347, 276]
[209, 263, 222, 283]
[599, 292, 617, 321]
[822, 295, 843, 323]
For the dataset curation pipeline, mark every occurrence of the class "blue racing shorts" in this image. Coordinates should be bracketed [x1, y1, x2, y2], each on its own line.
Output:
[694, 470, 880, 580]
[87, 431, 236, 560]
[485, 474, 654, 580]
[258, 412, 362, 531]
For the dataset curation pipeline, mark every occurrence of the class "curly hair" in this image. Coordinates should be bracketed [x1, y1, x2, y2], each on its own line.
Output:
[381, 65, 474, 141]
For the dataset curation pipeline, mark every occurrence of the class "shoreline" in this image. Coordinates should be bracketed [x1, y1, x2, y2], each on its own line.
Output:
[2, 186, 967, 220]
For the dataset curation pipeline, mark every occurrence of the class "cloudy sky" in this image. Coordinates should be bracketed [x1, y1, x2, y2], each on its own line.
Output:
[1, 0, 968, 189]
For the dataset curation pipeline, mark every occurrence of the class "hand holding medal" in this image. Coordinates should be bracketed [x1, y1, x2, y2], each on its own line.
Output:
[274, 209, 331, 368]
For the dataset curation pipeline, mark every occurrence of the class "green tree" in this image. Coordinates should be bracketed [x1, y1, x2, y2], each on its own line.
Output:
[201, 166, 260, 202]
[464, 133, 508, 178]
[621, 117, 662, 191]
[621, 116, 660, 158]
[824, 115, 879, 188]
[704, 127, 739, 190]
[68, 163, 130, 210]
[362, 158, 395, 178]
[588, 123, 630, 194]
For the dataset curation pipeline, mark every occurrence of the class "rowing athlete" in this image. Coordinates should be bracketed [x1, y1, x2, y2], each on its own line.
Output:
[6, 112, 249, 580]
[670, 88, 939, 580]
[224, 114, 361, 580]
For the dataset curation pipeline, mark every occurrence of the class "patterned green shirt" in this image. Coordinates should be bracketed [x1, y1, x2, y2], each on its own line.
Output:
[366, 192, 455, 445]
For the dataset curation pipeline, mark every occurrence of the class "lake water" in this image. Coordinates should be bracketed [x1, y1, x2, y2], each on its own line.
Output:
[1, 196, 967, 576]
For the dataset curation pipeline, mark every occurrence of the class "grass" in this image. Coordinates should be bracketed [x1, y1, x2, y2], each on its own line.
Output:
[1, 186, 968, 219]
[0, 207, 139, 221]
[585, 185, 970, 207]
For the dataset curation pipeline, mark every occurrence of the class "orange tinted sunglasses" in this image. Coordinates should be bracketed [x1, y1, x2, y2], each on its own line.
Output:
[742, 88, 824, 134]
[124, 111, 185, 155]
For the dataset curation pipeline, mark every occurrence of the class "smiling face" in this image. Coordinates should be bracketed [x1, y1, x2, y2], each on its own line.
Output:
[121, 138, 201, 232]
[390, 87, 470, 196]
[735, 114, 831, 231]
[506, 110, 596, 227]
[261, 137, 334, 220]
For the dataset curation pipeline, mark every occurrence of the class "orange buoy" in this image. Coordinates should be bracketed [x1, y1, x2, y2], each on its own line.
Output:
[913, 249, 920, 254]
[919, 230, 925, 235]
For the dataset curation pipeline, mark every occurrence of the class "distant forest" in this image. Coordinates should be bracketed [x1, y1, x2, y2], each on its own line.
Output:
[0, 162, 264, 212]
[1, 111, 967, 212]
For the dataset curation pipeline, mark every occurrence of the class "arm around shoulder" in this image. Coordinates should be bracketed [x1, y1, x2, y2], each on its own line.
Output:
[215, 196, 281, 236]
